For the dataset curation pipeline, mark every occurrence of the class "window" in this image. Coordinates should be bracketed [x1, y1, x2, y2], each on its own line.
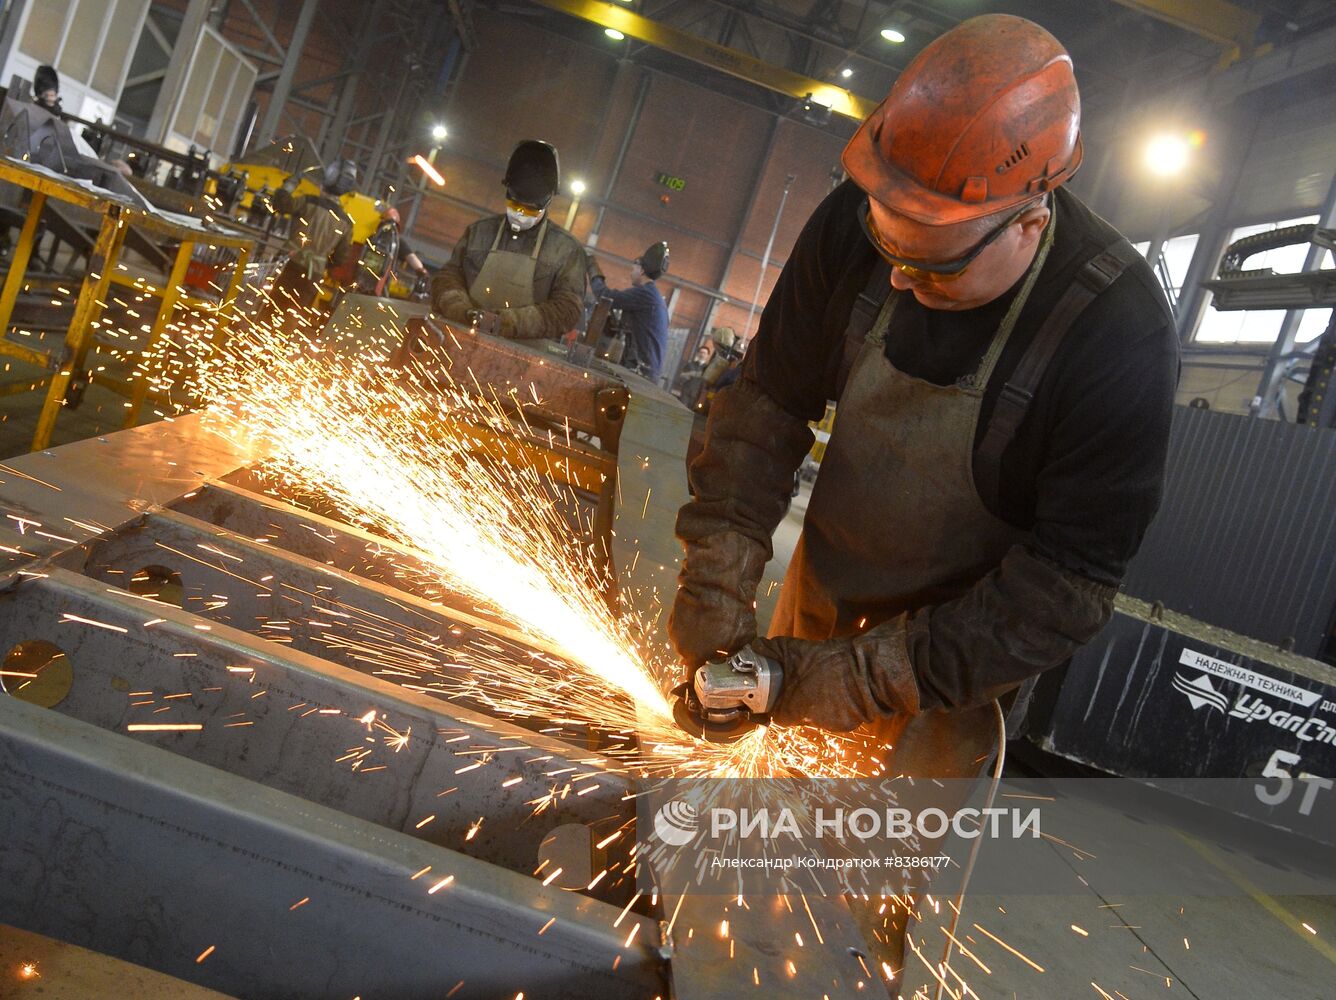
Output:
[1133, 233, 1201, 302]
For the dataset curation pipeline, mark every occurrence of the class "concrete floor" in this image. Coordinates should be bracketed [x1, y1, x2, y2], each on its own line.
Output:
[0, 925, 232, 1000]
[2, 389, 1334, 998]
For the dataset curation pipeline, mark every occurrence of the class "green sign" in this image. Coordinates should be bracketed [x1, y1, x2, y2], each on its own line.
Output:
[655, 172, 686, 192]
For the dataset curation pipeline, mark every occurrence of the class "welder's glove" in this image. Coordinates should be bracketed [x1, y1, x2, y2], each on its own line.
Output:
[753, 617, 921, 733]
[669, 379, 815, 672]
[668, 530, 767, 670]
[466, 308, 501, 337]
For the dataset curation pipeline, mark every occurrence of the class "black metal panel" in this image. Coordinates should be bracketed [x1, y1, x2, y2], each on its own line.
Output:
[1036, 610, 1336, 845]
[1121, 406, 1336, 658]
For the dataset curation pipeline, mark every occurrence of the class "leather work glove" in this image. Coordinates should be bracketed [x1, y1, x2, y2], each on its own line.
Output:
[466, 308, 501, 337]
[669, 378, 816, 673]
[752, 617, 921, 733]
[668, 530, 768, 671]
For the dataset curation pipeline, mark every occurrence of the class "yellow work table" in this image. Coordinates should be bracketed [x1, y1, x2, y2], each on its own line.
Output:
[0, 156, 257, 450]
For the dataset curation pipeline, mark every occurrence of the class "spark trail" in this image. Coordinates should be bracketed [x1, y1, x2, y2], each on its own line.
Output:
[159, 313, 876, 780]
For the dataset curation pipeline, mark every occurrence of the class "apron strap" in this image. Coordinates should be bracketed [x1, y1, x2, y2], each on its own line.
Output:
[530, 219, 548, 260]
[488, 220, 506, 253]
[974, 237, 1141, 512]
[836, 259, 893, 399]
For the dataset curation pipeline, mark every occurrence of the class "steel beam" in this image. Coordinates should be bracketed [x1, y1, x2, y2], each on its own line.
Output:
[0, 0, 27, 77]
[0, 568, 636, 886]
[319, 4, 380, 162]
[146, 0, 212, 144]
[253, 0, 322, 147]
[0, 693, 664, 999]
[1109, 0, 1260, 60]
[529, 0, 876, 122]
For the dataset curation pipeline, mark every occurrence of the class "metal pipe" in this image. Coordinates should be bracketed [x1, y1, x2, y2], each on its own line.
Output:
[742, 173, 795, 341]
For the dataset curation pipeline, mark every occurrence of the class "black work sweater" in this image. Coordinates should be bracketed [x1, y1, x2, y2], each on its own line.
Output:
[745, 181, 1180, 586]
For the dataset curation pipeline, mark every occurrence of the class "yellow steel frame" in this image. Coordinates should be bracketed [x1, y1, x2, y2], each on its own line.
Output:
[0, 158, 256, 451]
[530, 0, 878, 122]
[1110, 0, 1262, 64]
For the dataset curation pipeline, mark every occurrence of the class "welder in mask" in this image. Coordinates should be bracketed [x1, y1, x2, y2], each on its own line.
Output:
[432, 139, 588, 340]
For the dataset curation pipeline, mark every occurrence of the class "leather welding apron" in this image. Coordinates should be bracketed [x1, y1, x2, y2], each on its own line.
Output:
[467, 218, 547, 311]
[771, 221, 1054, 782]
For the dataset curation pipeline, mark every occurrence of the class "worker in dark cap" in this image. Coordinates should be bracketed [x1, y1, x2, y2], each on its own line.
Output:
[587, 241, 670, 381]
[432, 139, 587, 340]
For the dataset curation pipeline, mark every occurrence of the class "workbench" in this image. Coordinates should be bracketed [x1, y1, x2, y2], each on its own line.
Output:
[0, 156, 256, 450]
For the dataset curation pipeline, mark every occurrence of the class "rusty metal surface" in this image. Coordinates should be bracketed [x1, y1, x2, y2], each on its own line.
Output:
[395, 315, 632, 448]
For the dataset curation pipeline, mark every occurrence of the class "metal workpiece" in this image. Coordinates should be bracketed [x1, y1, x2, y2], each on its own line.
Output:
[0, 568, 637, 887]
[0, 693, 666, 1000]
[393, 315, 632, 449]
[665, 893, 878, 1000]
[0, 415, 257, 572]
[0, 403, 868, 997]
[75, 503, 523, 668]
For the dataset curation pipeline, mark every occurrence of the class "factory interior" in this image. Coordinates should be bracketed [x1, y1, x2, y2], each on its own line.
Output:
[0, 0, 1335, 998]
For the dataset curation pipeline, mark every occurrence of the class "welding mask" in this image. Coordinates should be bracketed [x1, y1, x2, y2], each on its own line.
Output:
[503, 139, 558, 210]
[322, 158, 359, 197]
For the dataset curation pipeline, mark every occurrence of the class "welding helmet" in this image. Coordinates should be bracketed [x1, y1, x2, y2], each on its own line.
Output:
[503, 139, 559, 210]
[322, 158, 360, 196]
[842, 14, 1082, 226]
[33, 64, 60, 110]
[637, 241, 670, 279]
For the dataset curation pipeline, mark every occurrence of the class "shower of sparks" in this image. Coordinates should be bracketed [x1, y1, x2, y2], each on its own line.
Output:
[147, 308, 877, 781]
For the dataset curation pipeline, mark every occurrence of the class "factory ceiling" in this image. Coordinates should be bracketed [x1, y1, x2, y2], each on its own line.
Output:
[483, 0, 1336, 137]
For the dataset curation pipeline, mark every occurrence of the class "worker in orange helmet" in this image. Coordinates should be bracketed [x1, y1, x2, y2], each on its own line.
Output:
[669, 13, 1179, 981]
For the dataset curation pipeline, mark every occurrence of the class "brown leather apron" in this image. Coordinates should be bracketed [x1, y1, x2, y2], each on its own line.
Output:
[770, 215, 1054, 780]
[467, 218, 547, 310]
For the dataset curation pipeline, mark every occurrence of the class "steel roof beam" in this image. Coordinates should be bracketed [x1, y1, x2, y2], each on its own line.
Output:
[529, 0, 877, 121]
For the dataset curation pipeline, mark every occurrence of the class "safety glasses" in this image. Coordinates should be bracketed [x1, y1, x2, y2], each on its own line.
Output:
[505, 198, 546, 219]
[858, 200, 1030, 283]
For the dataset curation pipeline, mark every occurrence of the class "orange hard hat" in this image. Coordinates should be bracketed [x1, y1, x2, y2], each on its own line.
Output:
[842, 14, 1083, 226]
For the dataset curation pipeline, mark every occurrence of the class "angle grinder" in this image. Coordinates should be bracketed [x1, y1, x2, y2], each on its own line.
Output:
[671, 645, 784, 743]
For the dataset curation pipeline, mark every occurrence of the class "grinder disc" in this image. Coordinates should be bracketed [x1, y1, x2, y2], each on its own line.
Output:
[671, 694, 758, 744]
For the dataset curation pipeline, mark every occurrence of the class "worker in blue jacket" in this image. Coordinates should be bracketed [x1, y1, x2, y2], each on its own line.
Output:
[588, 242, 670, 381]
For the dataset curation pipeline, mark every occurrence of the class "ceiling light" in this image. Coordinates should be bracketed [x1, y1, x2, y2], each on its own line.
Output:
[605, 28, 625, 40]
[1144, 133, 1190, 177]
[840, 67, 853, 78]
[570, 179, 587, 196]
[880, 27, 905, 43]
[430, 124, 447, 142]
